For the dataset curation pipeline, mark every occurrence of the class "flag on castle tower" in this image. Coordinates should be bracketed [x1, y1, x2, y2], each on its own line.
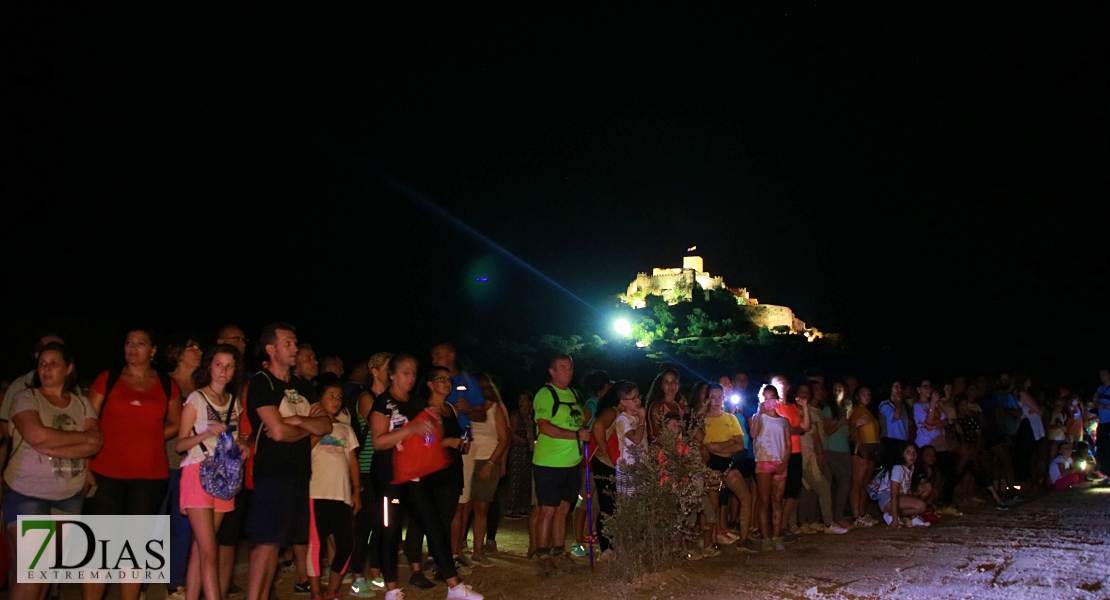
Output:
[687, 246, 697, 252]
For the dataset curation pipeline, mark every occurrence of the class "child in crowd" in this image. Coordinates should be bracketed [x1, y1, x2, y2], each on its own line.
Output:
[307, 383, 360, 600]
[1049, 442, 1093, 490]
[614, 382, 647, 496]
[750, 384, 790, 551]
[876, 443, 930, 528]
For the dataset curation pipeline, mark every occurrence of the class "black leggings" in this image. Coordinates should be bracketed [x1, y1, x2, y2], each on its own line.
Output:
[85, 473, 168, 516]
[404, 482, 460, 565]
[1013, 420, 1037, 483]
[310, 499, 353, 575]
[372, 476, 456, 584]
[590, 457, 616, 552]
[349, 473, 379, 574]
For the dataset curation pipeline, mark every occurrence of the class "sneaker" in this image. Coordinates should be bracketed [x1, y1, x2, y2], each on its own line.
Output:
[716, 533, 737, 545]
[458, 544, 471, 556]
[749, 530, 762, 540]
[294, 581, 312, 595]
[825, 524, 848, 535]
[382, 591, 404, 600]
[407, 571, 435, 590]
[996, 502, 1010, 511]
[702, 547, 721, 558]
[553, 552, 583, 571]
[725, 530, 741, 541]
[371, 578, 385, 589]
[471, 553, 494, 568]
[772, 537, 785, 551]
[808, 523, 826, 534]
[853, 517, 873, 528]
[883, 513, 894, 525]
[761, 537, 774, 552]
[168, 587, 187, 600]
[280, 559, 296, 574]
[738, 538, 762, 553]
[910, 517, 931, 527]
[570, 543, 589, 557]
[452, 556, 473, 576]
[1007, 495, 1023, 505]
[482, 539, 498, 554]
[349, 577, 375, 598]
[533, 554, 557, 578]
[445, 583, 483, 599]
[342, 572, 354, 584]
[862, 515, 878, 526]
[781, 533, 800, 544]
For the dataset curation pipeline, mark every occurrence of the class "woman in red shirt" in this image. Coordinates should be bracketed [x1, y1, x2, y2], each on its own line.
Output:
[84, 328, 182, 600]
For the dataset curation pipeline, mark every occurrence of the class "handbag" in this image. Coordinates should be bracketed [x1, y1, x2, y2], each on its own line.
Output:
[391, 408, 449, 484]
[196, 393, 244, 501]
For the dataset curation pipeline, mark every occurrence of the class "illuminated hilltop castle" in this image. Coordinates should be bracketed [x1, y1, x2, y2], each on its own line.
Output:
[621, 254, 821, 338]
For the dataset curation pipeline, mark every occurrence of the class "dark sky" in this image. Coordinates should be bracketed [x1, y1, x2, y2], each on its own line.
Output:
[3, 3, 1107, 378]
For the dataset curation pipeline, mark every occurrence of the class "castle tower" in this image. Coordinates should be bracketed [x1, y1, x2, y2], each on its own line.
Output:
[683, 255, 704, 272]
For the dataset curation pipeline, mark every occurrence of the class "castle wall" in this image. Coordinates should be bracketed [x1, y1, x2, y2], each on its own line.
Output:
[740, 304, 796, 331]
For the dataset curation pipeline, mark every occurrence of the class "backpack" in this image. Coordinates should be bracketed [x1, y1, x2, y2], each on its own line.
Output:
[194, 391, 244, 501]
[100, 368, 174, 417]
[867, 469, 888, 501]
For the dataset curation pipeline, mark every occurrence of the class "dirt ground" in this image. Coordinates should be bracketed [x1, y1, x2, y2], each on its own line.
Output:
[22, 486, 1110, 600]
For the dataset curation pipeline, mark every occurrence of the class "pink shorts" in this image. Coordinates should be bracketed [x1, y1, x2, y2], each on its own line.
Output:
[756, 460, 786, 479]
[180, 462, 235, 514]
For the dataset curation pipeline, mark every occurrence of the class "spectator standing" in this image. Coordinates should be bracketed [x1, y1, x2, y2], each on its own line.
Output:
[243, 323, 332, 600]
[531, 354, 590, 577]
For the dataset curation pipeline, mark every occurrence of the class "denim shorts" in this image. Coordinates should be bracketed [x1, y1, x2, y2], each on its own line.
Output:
[3, 486, 84, 527]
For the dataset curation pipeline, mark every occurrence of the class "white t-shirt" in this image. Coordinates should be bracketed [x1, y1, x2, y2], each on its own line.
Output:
[754, 412, 789, 463]
[614, 412, 646, 467]
[180, 390, 241, 468]
[3, 388, 97, 501]
[310, 421, 359, 504]
[887, 465, 914, 495]
[470, 402, 500, 461]
[914, 403, 948, 452]
[1048, 455, 1073, 484]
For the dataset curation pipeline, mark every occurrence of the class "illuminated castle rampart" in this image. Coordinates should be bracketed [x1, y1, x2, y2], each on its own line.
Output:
[621, 255, 820, 338]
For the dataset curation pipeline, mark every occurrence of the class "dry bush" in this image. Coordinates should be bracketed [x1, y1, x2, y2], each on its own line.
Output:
[603, 425, 708, 580]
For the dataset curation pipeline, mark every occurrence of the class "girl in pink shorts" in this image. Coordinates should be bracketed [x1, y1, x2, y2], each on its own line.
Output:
[749, 385, 790, 551]
[176, 345, 247, 600]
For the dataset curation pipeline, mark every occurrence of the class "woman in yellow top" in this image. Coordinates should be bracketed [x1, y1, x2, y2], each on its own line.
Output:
[848, 386, 881, 527]
[702, 384, 756, 553]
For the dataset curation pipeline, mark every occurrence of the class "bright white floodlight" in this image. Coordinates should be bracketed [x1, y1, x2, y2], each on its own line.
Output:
[613, 318, 632, 337]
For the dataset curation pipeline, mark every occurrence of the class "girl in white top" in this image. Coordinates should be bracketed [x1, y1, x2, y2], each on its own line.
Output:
[307, 382, 361, 600]
[879, 443, 929, 528]
[613, 382, 647, 495]
[749, 384, 790, 550]
[175, 345, 247, 600]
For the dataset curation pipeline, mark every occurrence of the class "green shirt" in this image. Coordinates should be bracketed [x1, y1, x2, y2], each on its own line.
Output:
[532, 386, 583, 468]
[821, 405, 850, 453]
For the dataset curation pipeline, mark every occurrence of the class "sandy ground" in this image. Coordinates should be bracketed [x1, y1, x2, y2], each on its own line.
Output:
[19, 486, 1110, 600]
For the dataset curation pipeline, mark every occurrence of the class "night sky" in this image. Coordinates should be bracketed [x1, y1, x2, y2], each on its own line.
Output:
[3, 4, 1107, 381]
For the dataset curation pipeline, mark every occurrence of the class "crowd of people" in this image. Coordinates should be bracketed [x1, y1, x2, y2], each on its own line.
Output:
[1, 324, 1107, 600]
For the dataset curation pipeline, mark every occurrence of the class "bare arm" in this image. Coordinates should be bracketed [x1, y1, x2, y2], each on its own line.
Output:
[25, 417, 103, 459]
[13, 410, 102, 451]
[164, 395, 182, 441]
[592, 408, 616, 448]
[257, 406, 312, 443]
[487, 404, 511, 464]
[538, 419, 589, 441]
[175, 403, 227, 453]
[370, 410, 428, 451]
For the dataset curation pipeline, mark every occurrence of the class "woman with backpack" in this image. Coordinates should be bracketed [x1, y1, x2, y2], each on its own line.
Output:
[873, 442, 930, 528]
[85, 328, 182, 600]
[176, 344, 246, 600]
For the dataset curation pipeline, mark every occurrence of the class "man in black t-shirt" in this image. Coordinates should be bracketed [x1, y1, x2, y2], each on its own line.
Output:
[245, 323, 333, 600]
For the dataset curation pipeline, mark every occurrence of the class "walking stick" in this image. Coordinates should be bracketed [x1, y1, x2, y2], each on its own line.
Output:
[585, 440, 595, 569]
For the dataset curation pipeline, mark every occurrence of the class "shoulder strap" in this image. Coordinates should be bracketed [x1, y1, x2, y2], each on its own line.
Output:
[158, 372, 174, 402]
[99, 368, 123, 418]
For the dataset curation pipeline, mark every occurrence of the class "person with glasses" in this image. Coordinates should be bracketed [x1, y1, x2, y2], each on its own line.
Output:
[613, 382, 647, 496]
[163, 336, 204, 600]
